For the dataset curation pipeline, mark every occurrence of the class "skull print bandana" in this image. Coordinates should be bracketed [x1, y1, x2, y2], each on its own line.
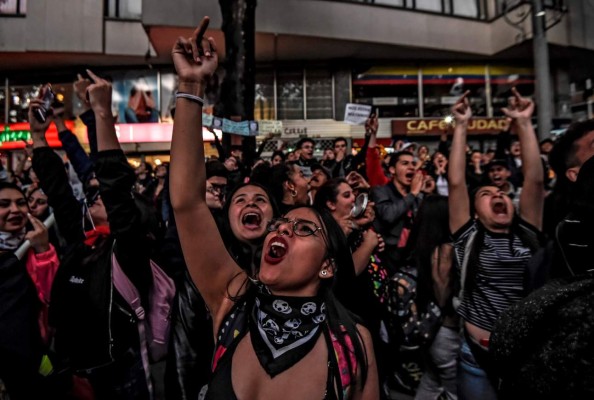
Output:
[250, 288, 327, 377]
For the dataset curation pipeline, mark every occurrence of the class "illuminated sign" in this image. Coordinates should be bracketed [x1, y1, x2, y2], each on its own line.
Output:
[0, 122, 73, 149]
[392, 118, 509, 136]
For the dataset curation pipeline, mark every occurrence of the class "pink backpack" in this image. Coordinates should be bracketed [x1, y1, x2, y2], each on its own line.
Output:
[112, 252, 176, 397]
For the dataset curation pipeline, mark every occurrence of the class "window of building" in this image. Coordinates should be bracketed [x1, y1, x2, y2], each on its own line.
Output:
[353, 67, 420, 118]
[306, 70, 333, 119]
[415, 0, 442, 13]
[105, 0, 141, 19]
[277, 70, 304, 120]
[254, 70, 275, 120]
[489, 65, 535, 117]
[0, 0, 26, 15]
[422, 65, 488, 117]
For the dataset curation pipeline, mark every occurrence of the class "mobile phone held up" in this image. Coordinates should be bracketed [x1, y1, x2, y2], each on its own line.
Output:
[33, 84, 55, 123]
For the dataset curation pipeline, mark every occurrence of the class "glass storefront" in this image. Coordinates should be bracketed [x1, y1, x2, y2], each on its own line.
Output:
[353, 64, 535, 118]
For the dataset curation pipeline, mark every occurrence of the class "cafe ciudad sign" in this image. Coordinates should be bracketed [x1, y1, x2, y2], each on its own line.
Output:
[392, 118, 509, 136]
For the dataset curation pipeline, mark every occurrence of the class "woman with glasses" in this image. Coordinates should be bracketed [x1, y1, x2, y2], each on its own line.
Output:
[169, 18, 378, 400]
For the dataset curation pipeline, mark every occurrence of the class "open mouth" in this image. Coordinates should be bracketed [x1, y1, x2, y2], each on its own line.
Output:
[405, 172, 415, 180]
[265, 236, 289, 264]
[491, 201, 508, 215]
[241, 212, 262, 229]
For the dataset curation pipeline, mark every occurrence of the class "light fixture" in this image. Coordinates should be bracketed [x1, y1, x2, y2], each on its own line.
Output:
[535, 10, 545, 17]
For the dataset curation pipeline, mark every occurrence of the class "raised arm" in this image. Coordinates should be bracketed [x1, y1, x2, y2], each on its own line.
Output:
[503, 88, 544, 229]
[448, 92, 472, 234]
[169, 18, 244, 324]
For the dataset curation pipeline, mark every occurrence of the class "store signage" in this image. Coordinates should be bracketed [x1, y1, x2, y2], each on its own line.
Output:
[0, 122, 73, 149]
[392, 118, 508, 135]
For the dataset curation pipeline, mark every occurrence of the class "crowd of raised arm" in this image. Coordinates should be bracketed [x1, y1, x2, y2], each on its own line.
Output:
[1, 15, 593, 400]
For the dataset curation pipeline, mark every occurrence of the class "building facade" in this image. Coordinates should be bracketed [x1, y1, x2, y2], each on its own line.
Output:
[1, 0, 593, 157]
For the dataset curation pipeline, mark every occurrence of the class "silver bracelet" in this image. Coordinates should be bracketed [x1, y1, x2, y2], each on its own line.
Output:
[175, 92, 204, 107]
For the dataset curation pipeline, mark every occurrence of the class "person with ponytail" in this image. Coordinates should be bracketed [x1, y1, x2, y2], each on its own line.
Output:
[169, 17, 378, 400]
[448, 89, 544, 399]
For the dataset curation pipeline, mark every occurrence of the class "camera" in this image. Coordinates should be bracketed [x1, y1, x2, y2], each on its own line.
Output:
[33, 84, 55, 123]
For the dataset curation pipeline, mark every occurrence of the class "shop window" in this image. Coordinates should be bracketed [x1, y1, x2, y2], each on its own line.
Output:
[106, 0, 141, 19]
[306, 70, 333, 119]
[422, 65, 488, 117]
[353, 66, 420, 118]
[0, 0, 26, 15]
[254, 70, 275, 120]
[277, 70, 304, 120]
[489, 66, 535, 117]
[6, 83, 74, 124]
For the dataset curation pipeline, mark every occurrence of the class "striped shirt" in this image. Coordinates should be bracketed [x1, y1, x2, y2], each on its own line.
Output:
[453, 219, 538, 332]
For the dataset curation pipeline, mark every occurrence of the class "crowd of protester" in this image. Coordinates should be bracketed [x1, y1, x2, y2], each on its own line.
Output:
[1, 16, 593, 400]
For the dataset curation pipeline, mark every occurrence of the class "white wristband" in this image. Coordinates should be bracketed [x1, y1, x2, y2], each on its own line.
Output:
[175, 92, 204, 107]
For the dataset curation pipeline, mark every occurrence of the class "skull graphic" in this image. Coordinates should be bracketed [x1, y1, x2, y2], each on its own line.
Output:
[272, 300, 292, 314]
[284, 318, 302, 330]
[262, 318, 280, 335]
[301, 302, 317, 315]
[312, 314, 326, 324]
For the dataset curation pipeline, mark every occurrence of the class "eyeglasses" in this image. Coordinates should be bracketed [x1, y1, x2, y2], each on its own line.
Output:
[266, 217, 323, 237]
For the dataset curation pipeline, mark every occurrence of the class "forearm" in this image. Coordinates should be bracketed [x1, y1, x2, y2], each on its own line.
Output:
[80, 109, 99, 158]
[58, 129, 93, 183]
[95, 111, 120, 151]
[448, 123, 468, 188]
[170, 83, 207, 210]
[353, 235, 376, 275]
[516, 119, 543, 183]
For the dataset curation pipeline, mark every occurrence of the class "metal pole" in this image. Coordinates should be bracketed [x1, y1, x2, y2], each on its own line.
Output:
[532, 0, 552, 140]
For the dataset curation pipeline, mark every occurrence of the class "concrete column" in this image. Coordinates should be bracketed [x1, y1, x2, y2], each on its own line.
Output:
[532, 0, 553, 139]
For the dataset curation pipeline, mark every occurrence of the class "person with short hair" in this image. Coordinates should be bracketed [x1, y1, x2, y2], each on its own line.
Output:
[295, 137, 316, 178]
[448, 89, 544, 399]
[371, 150, 426, 271]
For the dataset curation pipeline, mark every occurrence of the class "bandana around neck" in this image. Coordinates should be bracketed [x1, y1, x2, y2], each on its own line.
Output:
[0, 229, 26, 251]
[249, 288, 327, 377]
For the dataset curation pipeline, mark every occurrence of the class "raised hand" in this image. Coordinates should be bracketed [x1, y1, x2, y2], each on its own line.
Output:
[346, 171, 370, 191]
[28, 98, 53, 135]
[73, 73, 92, 112]
[365, 111, 379, 136]
[25, 213, 50, 254]
[411, 170, 424, 196]
[451, 90, 472, 125]
[171, 17, 218, 89]
[85, 69, 113, 119]
[502, 87, 534, 122]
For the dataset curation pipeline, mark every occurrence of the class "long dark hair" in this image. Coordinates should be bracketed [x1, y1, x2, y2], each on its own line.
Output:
[220, 182, 280, 275]
[312, 178, 348, 209]
[309, 206, 369, 389]
[405, 195, 451, 310]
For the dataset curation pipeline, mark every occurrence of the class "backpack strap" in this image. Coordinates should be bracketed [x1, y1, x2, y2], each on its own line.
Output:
[453, 229, 478, 310]
[111, 251, 154, 399]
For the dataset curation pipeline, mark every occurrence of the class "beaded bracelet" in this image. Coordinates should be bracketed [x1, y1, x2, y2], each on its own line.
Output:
[175, 92, 204, 107]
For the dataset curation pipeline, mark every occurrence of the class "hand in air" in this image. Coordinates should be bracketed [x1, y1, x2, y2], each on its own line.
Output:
[502, 87, 534, 122]
[451, 90, 472, 125]
[171, 17, 218, 85]
[85, 69, 113, 118]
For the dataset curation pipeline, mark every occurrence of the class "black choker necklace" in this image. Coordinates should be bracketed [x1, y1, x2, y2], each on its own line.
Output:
[249, 288, 327, 377]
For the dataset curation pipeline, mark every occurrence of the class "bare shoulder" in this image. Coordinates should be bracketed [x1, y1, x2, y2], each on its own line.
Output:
[355, 324, 373, 347]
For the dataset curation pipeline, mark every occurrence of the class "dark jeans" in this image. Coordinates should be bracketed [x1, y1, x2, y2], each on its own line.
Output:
[88, 348, 150, 400]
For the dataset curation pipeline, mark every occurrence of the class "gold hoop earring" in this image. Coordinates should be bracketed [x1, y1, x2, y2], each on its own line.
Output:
[290, 189, 297, 197]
